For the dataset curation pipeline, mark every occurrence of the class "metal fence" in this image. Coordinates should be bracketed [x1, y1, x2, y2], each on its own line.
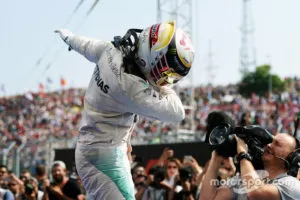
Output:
[0, 131, 205, 177]
[0, 136, 77, 177]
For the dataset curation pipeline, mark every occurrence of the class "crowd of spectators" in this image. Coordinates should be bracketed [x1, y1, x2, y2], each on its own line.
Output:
[0, 81, 300, 199]
[0, 161, 85, 200]
[0, 88, 84, 147]
[0, 83, 299, 183]
[1, 84, 299, 147]
[132, 84, 300, 144]
[0, 89, 84, 168]
[0, 146, 241, 200]
[1, 142, 298, 199]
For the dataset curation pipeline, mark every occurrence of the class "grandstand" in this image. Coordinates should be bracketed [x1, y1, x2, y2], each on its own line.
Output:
[1, 82, 299, 177]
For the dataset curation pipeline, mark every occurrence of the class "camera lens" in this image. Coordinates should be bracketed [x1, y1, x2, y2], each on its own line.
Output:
[209, 125, 230, 145]
[25, 183, 34, 195]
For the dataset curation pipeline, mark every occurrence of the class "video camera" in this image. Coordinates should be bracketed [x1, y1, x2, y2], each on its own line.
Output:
[208, 124, 274, 161]
[25, 182, 35, 195]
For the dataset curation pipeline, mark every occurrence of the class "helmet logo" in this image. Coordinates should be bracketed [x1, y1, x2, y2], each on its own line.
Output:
[150, 24, 160, 48]
[176, 29, 194, 68]
[179, 32, 190, 51]
[180, 37, 186, 46]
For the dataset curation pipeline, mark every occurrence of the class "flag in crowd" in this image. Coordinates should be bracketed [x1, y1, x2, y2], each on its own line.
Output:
[39, 83, 45, 97]
[46, 77, 53, 84]
[0, 84, 5, 93]
[45, 77, 53, 91]
[61, 77, 67, 87]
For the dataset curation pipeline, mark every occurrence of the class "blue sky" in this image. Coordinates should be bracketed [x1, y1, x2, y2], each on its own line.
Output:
[1, 0, 300, 96]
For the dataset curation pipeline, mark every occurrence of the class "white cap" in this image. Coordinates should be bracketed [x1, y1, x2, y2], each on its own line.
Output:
[52, 160, 66, 169]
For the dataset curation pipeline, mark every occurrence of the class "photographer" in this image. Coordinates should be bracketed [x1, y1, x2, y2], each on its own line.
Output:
[173, 166, 197, 200]
[19, 177, 44, 200]
[199, 133, 300, 200]
[139, 165, 173, 200]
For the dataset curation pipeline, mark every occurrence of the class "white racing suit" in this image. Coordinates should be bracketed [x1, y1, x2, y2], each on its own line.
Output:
[66, 34, 185, 199]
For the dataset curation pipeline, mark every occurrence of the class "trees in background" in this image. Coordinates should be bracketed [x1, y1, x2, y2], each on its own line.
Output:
[238, 65, 285, 98]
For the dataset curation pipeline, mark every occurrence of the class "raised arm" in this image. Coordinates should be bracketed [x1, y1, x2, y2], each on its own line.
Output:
[55, 29, 110, 63]
[199, 152, 233, 200]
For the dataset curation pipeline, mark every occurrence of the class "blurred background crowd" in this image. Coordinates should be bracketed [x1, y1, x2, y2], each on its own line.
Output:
[2, 79, 299, 151]
[0, 79, 299, 199]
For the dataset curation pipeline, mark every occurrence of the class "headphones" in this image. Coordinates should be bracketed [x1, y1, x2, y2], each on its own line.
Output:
[284, 138, 300, 170]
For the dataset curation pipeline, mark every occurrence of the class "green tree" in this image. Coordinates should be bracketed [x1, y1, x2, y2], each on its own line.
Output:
[238, 65, 285, 97]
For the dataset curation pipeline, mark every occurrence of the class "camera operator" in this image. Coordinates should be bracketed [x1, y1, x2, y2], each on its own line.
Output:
[139, 165, 173, 200]
[172, 166, 197, 200]
[199, 133, 300, 200]
[19, 177, 44, 200]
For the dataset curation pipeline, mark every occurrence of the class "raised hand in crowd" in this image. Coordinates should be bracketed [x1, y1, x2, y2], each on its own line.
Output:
[157, 147, 174, 166]
[183, 156, 203, 177]
[182, 156, 204, 187]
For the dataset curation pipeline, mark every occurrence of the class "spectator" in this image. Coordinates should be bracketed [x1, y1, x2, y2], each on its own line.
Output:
[239, 111, 252, 126]
[43, 161, 84, 200]
[0, 187, 14, 200]
[182, 156, 205, 190]
[132, 165, 147, 194]
[34, 165, 47, 191]
[20, 170, 31, 183]
[141, 165, 171, 200]
[19, 177, 44, 200]
[163, 158, 181, 188]
[0, 165, 9, 189]
[7, 178, 21, 199]
[172, 166, 196, 200]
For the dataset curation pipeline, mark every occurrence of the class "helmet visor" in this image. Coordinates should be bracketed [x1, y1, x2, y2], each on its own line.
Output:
[149, 54, 182, 87]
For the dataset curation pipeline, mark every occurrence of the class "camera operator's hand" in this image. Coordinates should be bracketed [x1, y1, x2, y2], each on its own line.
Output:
[234, 134, 248, 154]
[218, 157, 236, 180]
[211, 151, 226, 166]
